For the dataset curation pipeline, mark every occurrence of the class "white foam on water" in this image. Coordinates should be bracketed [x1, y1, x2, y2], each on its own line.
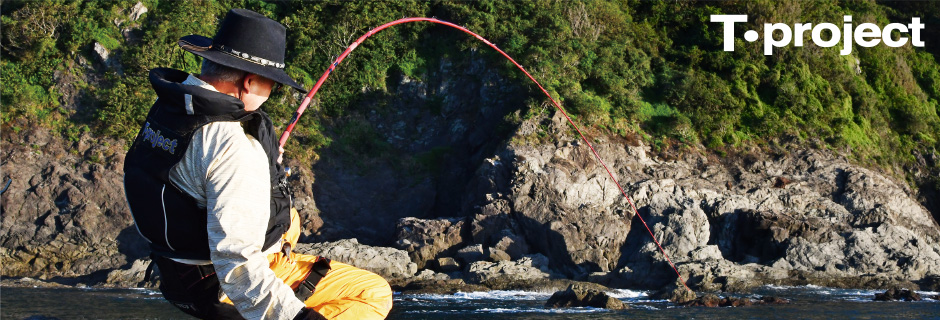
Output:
[759, 284, 884, 301]
[606, 289, 647, 299]
[477, 307, 605, 314]
[407, 290, 555, 301]
[402, 308, 603, 315]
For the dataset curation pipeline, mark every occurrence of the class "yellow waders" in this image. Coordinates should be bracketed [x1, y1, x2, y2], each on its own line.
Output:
[225, 209, 394, 319]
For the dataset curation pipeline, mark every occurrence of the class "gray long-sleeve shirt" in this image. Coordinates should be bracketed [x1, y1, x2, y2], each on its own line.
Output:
[167, 74, 306, 319]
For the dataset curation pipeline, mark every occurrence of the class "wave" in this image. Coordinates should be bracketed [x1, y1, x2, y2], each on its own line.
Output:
[405, 290, 555, 301]
[403, 307, 607, 314]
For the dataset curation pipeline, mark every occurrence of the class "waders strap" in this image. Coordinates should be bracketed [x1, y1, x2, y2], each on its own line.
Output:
[295, 257, 331, 301]
[143, 258, 156, 283]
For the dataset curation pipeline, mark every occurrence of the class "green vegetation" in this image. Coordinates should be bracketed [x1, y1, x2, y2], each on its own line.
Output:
[2, 0, 939, 185]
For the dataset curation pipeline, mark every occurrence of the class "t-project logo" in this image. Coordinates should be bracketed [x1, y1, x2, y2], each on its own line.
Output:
[711, 15, 926, 55]
[142, 122, 178, 154]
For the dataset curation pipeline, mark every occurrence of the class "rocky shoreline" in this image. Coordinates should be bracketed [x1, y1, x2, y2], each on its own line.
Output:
[3, 109, 940, 299]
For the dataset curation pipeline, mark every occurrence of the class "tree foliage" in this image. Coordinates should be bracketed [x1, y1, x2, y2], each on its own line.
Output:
[2, 0, 938, 178]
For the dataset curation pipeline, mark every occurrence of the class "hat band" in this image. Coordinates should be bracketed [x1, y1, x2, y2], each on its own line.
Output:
[216, 44, 285, 69]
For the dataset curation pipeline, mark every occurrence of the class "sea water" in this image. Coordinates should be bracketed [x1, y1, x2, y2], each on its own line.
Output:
[1, 285, 938, 319]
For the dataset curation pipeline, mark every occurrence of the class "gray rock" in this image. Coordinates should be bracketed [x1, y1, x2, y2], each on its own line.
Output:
[435, 257, 461, 272]
[93, 42, 110, 63]
[493, 233, 530, 260]
[394, 217, 466, 269]
[486, 248, 511, 262]
[455, 244, 485, 264]
[411, 269, 450, 281]
[105, 259, 155, 288]
[295, 239, 417, 279]
[545, 284, 629, 310]
[466, 254, 553, 284]
[129, 2, 148, 21]
[1, 128, 145, 282]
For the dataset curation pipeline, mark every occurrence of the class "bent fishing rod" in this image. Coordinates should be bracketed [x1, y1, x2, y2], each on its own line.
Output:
[277, 17, 693, 293]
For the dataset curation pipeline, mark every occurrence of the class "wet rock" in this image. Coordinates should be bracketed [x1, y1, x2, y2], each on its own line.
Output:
[681, 294, 788, 307]
[650, 282, 697, 303]
[874, 288, 922, 301]
[545, 284, 629, 310]
[394, 217, 466, 269]
[723, 296, 754, 307]
[295, 238, 417, 279]
[682, 293, 722, 307]
[760, 296, 791, 304]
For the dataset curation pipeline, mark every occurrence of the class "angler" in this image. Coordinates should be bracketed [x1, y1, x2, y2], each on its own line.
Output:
[123, 9, 392, 319]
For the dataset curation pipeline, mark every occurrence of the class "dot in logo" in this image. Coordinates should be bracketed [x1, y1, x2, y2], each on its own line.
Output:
[744, 30, 759, 42]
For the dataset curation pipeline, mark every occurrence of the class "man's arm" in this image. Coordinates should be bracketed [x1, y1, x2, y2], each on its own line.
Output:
[199, 122, 307, 319]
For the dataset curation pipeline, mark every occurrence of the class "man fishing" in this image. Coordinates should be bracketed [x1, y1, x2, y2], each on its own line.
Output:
[123, 9, 392, 319]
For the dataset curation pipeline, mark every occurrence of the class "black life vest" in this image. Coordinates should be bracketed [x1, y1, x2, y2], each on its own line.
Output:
[123, 68, 291, 260]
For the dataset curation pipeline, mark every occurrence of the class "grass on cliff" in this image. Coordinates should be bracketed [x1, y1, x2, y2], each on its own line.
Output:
[2, 0, 939, 186]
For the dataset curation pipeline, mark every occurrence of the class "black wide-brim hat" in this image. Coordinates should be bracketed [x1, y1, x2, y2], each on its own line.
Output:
[178, 9, 305, 91]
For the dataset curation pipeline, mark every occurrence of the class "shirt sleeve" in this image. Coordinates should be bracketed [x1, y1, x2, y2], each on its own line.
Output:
[197, 122, 307, 319]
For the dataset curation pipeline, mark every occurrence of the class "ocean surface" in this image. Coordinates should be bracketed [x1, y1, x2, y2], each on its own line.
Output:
[1, 285, 938, 319]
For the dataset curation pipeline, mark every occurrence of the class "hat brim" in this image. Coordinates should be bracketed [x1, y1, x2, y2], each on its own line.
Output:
[179, 35, 306, 92]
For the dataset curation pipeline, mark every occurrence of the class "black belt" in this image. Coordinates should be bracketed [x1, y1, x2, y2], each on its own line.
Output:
[151, 254, 330, 301]
[295, 257, 331, 301]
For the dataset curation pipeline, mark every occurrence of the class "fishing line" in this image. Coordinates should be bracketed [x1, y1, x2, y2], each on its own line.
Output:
[278, 17, 693, 293]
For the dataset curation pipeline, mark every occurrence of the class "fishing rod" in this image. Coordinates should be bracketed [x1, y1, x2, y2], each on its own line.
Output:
[277, 17, 693, 293]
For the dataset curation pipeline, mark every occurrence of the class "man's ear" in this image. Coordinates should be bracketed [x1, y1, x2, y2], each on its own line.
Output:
[241, 74, 254, 92]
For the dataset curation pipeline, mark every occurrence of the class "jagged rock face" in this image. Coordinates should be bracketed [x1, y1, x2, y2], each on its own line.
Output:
[0, 125, 321, 283]
[614, 154, 940, 290]
[507, 141, 636, 276]
[458, 111, 940, 290]
[0, 127, 147, 281]
[394, 217, 467, 269]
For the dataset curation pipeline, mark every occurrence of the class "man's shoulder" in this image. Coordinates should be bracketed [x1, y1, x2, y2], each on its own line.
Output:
[197, 121, 253, 144]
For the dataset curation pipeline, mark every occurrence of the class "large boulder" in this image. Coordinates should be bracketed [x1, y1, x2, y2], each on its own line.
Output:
[295, 239, 417, 279]
[507, 113, 637, 276]
[394, 217, 467, 269]
[545, 284, 629, 310]
[874, 287, 922, 301]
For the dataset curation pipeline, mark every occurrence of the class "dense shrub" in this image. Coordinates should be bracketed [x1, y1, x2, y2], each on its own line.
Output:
[1, 0, 938, 180]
